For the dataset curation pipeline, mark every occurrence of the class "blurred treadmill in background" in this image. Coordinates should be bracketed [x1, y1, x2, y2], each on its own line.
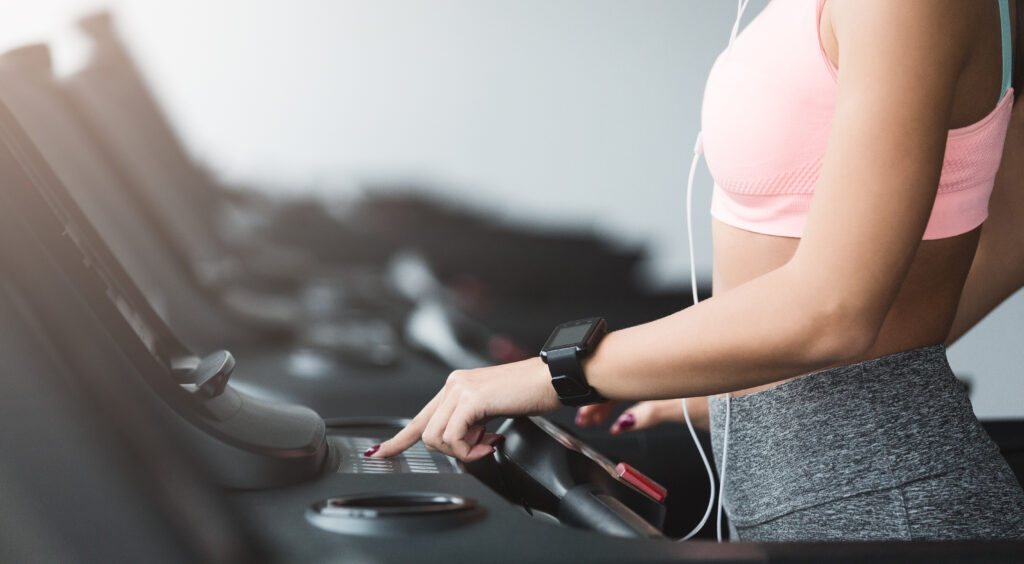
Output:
[0, 48, 450, 419]
[12, 40, 409, 368]
[68, 10, 646, 298]
[0, 45, 540, 421]
[71, 11, 399, 271]
[65, 11, 700, 354]
[60, 15, 547, 372]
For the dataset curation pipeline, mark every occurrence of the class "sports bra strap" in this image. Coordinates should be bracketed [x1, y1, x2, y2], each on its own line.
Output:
[999, 0, 1013, 100]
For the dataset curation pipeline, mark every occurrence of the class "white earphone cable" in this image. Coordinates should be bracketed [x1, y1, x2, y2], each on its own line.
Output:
[676, 0, 746, 543]
[728, 0, 750, 52]
[685, 132, 703, 308]
[676, 133, 714, 543]
[677, 397, 716, 540]
[679, 130, 731, 543]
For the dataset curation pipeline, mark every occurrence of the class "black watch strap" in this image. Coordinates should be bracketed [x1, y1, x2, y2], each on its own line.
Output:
[546, 347, 606, 407]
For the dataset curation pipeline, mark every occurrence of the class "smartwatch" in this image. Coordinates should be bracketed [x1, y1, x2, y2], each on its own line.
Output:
[540, 317, 608, 407]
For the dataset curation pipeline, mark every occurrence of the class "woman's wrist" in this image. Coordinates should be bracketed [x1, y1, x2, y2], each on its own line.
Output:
[527, 356, 563, 414]
[580, 329, 628, 401]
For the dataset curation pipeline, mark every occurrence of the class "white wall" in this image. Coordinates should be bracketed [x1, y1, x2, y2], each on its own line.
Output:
[2, 0, 1020, 418]
[948, 291, 1024, 419]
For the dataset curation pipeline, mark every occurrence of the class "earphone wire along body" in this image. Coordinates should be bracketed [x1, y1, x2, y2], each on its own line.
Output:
[675, 0, 748, 543]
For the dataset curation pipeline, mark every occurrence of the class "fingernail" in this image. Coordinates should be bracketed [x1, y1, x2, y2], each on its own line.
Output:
[575, 413, 585, 426]
[482, 434, 505, 447]
[615, 413, 635, 431]
[363, 444, 381, 457]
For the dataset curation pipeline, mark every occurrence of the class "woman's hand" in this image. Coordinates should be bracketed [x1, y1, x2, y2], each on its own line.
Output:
[607, 399, 687, 435]
[576, 399, 685, 435]
[574, 401, 618, 427]
[370, 357, 562, 462]
[576, 397, 709, 434]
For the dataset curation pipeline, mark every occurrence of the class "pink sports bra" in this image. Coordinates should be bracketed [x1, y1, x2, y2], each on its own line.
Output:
[701, 0, 1015, 240]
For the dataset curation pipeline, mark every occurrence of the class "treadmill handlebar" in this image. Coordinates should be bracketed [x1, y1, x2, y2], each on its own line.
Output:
[174, 349, 234, 397]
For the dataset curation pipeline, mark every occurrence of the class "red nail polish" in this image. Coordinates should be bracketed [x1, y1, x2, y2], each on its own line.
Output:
[363, 444, 381, 457]
[617, 413, 635, 430]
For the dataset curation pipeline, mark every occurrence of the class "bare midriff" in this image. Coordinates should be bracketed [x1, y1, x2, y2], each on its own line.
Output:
[712, 219, 980, 398]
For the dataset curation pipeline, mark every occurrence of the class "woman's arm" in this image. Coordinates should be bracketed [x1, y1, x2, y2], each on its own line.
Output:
[374, 0, 975, 461]
[580, 0, 970, 401]
[603, 9, 1024, 434]
[946, 102, 1024, 345]
[605, 144, 1024, 431]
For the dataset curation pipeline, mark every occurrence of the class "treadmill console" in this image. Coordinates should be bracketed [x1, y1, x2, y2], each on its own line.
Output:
[328, 420, 459, 475]
[313, 417, 666, 540]
[478, 416, 667, 538]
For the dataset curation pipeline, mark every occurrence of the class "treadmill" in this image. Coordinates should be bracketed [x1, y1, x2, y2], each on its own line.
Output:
[0, 46, 451, 418]
[3, 68, 1024, 562]
[0, 43, 727, 543]
[0, 91, 721, 561]
[64, 12, 642, 300]
[62, 11, 695, 369]
[62, 14, 452, 358]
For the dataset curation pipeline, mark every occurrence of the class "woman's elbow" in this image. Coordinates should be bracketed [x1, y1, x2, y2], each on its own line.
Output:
[799, 300, 880, 368]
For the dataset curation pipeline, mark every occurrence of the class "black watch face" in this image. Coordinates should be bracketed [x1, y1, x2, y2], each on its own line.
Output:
[545, 323, 593, 349]
[543, 318, 602, 351]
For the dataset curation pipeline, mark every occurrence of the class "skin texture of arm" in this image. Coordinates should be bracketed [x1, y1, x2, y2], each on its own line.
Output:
[374, 0, 978, 462]
[945, 100, 1024, 345]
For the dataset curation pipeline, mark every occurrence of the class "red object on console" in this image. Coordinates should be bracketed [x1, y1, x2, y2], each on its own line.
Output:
[615, 462, 667, 503]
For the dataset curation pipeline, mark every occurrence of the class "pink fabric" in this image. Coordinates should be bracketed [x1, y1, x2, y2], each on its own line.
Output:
[701, 0, 1014, 240]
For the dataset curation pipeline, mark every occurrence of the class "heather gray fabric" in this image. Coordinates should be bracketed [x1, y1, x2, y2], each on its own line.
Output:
[708, 345, 1024, 542]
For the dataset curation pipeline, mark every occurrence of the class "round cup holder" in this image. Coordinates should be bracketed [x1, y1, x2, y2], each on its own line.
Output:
[307, 493, 483, 536]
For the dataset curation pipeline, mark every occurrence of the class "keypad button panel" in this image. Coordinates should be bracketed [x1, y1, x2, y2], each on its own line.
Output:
[332, 436, 459, 474]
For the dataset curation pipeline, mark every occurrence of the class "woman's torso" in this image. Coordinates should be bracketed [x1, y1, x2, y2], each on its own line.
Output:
[708, 0, 1016, 397]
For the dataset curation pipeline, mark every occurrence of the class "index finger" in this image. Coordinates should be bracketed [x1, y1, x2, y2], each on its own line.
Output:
[371, 392, 442, 458]
[575, 402, 616, 427]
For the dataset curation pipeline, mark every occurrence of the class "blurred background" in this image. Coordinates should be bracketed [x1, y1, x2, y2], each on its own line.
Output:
[3, 0, 1020, 418]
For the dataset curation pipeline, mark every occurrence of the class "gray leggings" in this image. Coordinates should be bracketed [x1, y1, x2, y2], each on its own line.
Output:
[708, 345, 1024, 542]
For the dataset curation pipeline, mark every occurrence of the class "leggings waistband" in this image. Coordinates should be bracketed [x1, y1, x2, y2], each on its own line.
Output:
[708, 345, 999, 527]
